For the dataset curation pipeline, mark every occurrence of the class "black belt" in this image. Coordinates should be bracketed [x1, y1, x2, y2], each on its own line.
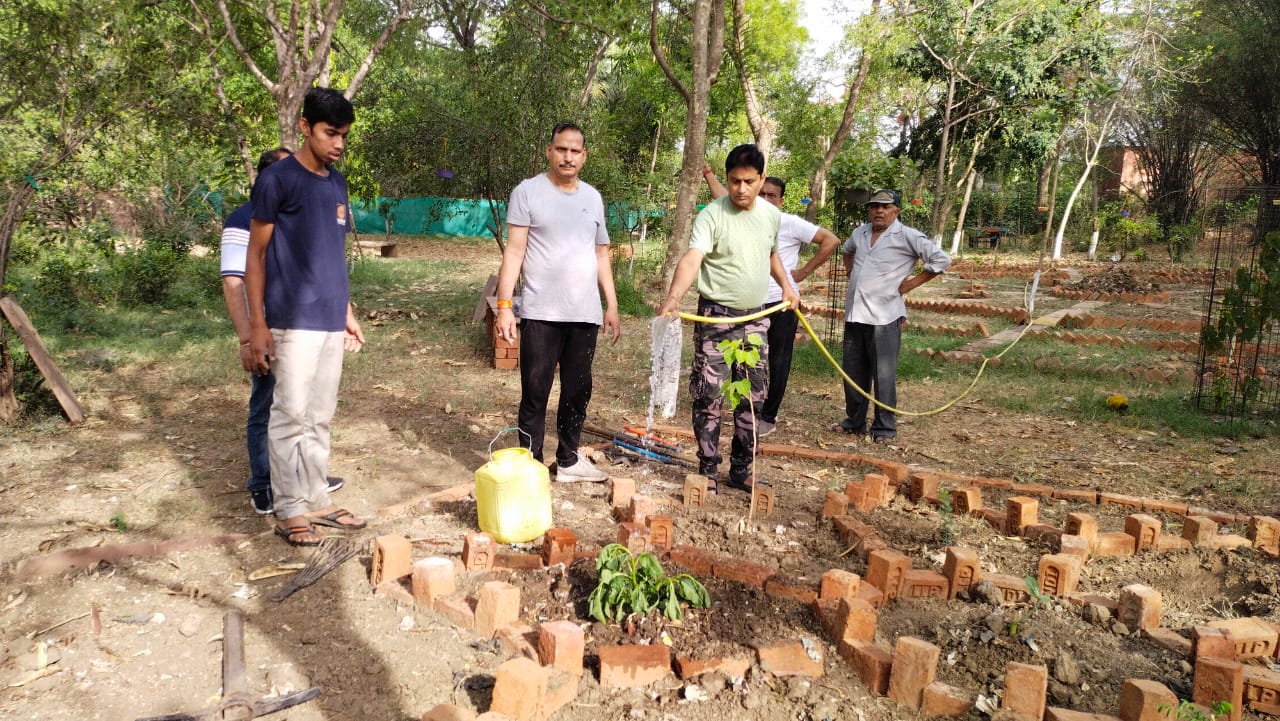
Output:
[697, 297, 766, 316]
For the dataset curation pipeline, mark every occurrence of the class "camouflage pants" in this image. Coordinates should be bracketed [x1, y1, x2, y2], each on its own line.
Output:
[690, 298, 770, 481]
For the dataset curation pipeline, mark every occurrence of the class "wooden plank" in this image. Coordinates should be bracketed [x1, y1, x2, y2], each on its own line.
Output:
[0, 294, 85, 424]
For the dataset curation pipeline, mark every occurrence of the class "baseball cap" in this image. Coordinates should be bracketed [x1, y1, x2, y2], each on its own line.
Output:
[866, 189, 899, 206]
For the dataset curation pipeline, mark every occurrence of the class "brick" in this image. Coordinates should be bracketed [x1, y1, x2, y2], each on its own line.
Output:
[1047, 708, 1121, 721]
[750, 487, 776, 518]
[1116, 676, 1172, 721]
[1003, 662, 1049, 720]
[1006, 496, 1039, 536]
[494, 357, 518, 370]
[836, 597, 878, 644]
[1101, 492, 1144, 508]
[1118, 584, 1162, 631]
[820, 569, 861, 601]
[981, 509, 1007, 531]
[667, 544, 713, 576]
[1025, 524, 1063, 546]
[839, 640, 892, 695]
[757, 639, 824, 677]
[887, 637, 940, 710]
[820, 491, 850, 519]
[539, 667, 579, 721]
[1248, 516, 1280, 556]
[475, 581, 521, 638]
[866, 548, 911, 601]
[617, 522, 649, 553]
[374, 578, 414, 605]
[1143, 498, 1190, 515]
[1037, 554, 1082, 596]
[628, 495, 660, 523]
[1243, 665, 1280, 715]
[1144, 628, 1192, 657]
[713, 559, 775, 588]
[611, 477, 636, 510]
[1095, 531, 1137, 557]
[1053, 488, 1099, 504]
[682, 475, 708, 507]
[433, 593, 475, 630]
[900, 569, 948, 600]
[1192, 657, 1243, 721]
[674, 656, 751, 681]
[1124, 514, 1162, 552]
[491, 656, 548, 721]
[857, 583, 886, 609]
[540, 528, 576, 567]
[861, 536, 890, 557]
[1192, 626, 1238, 661]
[1059, 534, 1091, 559]
[971, 476, 1014, 490]
[833, 515, 878, 551]
[1215, 533, 1252, 551]
[1011, 482, 1055, 497]
[985, 573, 1032, 604]
[764, 576, 820, 604]
[943, 546, 980, 599]
[411, 557, 456, 606]
[908, 472, 939, 503]
[878, 461, 910, 484]
[845, 484, 870, 511]
[951, 487, 983, 514]
[1208, 617, 1279, 659]
[1182, 516, 1218, 546]
[421, 703, 478, 721]
[463, 532, 497, 572]
[645, 516, 674, 551]
[371, 535, 413, 586]
[494, 552, 542, 571]
[538, 620, 585, 676]
[863, 473, 891, 507]
[1155, 535, 1192, 552]
[1065, 513, 1098, 545]
[598, 644, 671, 688]
[496, 623, 538, 660]
[922, 681, 974, 718]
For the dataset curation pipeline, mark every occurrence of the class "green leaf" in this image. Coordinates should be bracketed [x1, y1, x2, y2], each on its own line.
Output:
[636, 553, 664, 581]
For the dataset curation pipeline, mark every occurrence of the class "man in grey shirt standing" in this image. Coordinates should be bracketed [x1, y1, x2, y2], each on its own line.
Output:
[494, 122, 620, 481]
[833, 189, 950, 443]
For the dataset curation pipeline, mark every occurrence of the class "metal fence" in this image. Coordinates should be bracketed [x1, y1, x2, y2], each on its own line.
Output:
[1195, 186, 1280, 418]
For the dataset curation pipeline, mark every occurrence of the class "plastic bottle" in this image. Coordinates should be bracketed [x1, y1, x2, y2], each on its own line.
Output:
[474, 429, 553, 544]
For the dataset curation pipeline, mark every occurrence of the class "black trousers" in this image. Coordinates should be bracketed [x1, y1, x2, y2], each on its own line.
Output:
[518, 319, 599, 466]
[761, 308, 799, 424]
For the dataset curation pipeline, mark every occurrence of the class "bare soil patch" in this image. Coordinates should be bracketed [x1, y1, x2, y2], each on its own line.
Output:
[3, 237, 1280, 721]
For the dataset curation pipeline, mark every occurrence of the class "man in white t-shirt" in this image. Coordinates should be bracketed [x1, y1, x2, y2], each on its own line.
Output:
[703, 172, 839, 436]
[494, 122, 620, 482]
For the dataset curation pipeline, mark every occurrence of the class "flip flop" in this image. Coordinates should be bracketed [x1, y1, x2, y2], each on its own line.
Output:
[308, 509, 367, 530]
[275, 523, 322, 547]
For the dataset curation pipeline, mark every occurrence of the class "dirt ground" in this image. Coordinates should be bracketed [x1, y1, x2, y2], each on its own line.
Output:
[3, 236, 1280, 721]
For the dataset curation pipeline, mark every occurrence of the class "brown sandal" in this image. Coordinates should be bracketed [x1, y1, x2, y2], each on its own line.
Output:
[275, 523, 322, 547]
[308, 509, 367, 530]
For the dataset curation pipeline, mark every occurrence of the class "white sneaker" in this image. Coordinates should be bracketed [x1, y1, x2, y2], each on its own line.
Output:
[756, 420, 776, 438]
[556, 452, 609, 483]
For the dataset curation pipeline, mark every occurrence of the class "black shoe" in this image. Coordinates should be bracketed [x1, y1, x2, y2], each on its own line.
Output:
[250, 489, 274, 515]
[327, 476, 345, 493]
[726, 473, 771, 492]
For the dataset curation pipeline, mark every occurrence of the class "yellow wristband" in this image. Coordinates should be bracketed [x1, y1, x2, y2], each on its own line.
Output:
[496, 299, 513, 309]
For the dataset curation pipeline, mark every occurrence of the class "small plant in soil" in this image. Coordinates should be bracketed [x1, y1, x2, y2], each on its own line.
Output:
[717, 333, 766, 521]
[1008, 577, 1054, 636]
[1160, 700, 1232, 721]
[937, 488, 954, 546]
[587, 543, 710, 623]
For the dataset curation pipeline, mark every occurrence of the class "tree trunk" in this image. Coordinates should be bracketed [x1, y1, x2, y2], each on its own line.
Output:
[654, 0, 725, 282]
[950, 168, 978, 255]
[730, 0, 773, 157]
[1053, 104, 1117, 260]
[638, 120, 663, 246]
[928, 75, 958, 239]
[0, 339, 17, 422]
[805, 0, 880, 223]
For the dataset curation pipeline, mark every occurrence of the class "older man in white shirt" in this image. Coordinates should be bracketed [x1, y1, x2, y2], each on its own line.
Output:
[833, 189, 951, 443]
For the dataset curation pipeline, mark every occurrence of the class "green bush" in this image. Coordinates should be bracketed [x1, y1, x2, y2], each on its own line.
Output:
[1166, 220, 1201, 262]
[587, 543, 710, 623]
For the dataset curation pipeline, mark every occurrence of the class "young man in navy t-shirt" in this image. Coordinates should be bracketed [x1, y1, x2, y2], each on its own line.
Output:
[245, 87, 367, 546]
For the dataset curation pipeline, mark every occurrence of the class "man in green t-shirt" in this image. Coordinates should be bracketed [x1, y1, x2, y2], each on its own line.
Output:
[657, 144, 799, 493]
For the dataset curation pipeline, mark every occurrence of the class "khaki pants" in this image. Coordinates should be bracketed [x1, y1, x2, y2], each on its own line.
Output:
[268, 329, 344, 519]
